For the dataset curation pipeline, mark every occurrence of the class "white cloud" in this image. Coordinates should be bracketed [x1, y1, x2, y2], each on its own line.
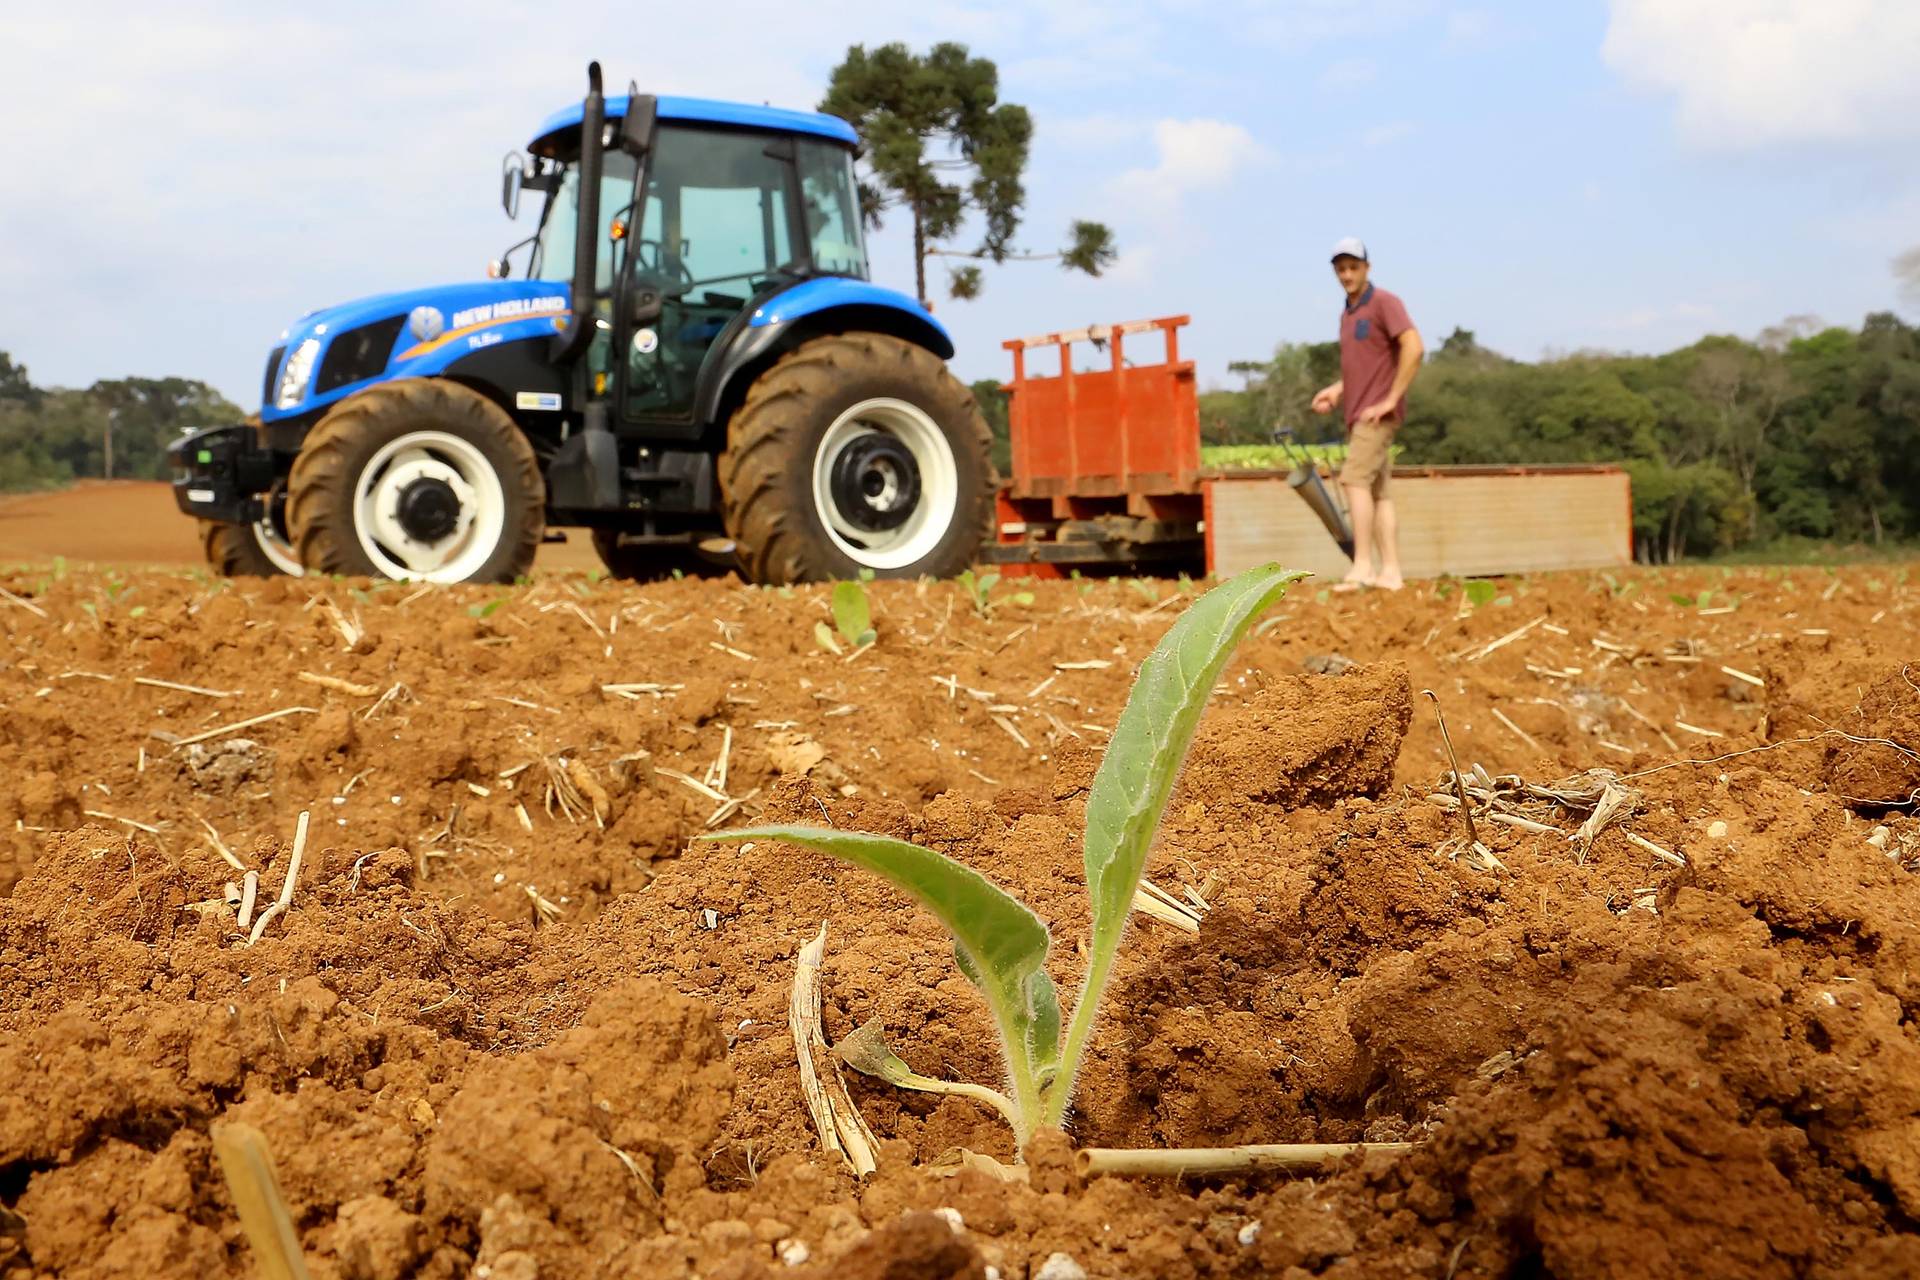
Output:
[1602, 0, 1920, 148]
[1115, 119, 1265, 201]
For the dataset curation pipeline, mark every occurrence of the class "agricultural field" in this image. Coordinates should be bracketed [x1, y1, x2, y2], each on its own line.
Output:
[2, 555, 1918, 1279]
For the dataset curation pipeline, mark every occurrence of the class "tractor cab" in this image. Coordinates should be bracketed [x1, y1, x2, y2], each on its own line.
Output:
[503, 94, 874, 427]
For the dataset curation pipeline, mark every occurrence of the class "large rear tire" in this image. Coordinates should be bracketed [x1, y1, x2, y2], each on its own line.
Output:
[589, 530, 738, 583]
[286, 378, 544, 584]
[717, 332, 995, 584]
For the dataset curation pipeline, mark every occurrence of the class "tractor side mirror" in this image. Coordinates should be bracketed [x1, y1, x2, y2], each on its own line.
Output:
[501, 152, 526, 218]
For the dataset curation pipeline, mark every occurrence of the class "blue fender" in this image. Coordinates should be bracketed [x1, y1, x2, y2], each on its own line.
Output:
[746, 278, 953, 358]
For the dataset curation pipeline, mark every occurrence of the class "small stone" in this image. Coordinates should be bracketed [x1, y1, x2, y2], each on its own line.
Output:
[1867, 825, 1891, 851]
[1237, 1221, 1262, 1246]
[778, 1239, 810, 1267]
[932, 1207, 965, 1233]
[1707, 820, 1728, 839]
[1035, 1253, 1087, 1280]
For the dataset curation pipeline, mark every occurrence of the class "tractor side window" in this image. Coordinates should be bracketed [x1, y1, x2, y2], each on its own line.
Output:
[797, 140, 867, 278]
[530, 152, 638, 292]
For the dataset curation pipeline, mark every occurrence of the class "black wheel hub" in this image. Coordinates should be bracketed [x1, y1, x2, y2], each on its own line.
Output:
[829, 433, 921, 534]
[395, 476, 461, 542]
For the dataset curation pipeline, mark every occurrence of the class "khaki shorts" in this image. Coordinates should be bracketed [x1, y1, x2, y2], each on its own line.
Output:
[1340, 422, 1396, 499]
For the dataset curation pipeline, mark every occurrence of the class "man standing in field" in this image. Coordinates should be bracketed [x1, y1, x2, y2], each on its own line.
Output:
[1311, 237, 1423, 591]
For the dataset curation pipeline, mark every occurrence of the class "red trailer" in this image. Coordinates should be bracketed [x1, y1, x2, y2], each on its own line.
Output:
[983, 315, 1206, 577]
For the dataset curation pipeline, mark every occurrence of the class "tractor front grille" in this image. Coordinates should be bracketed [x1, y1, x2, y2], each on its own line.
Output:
[262, 345, 285, 408]
[315, 316, 407, 396]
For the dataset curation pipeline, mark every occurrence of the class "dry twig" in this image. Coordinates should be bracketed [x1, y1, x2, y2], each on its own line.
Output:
[790, 923, 879, 1176]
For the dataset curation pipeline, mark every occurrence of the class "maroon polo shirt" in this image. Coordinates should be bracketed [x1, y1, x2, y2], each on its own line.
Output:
[1339, 284, 1414, 426]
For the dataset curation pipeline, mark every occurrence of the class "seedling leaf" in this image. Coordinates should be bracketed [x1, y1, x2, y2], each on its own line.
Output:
[702, 824, 1055, 1123]
[832, 580, 877, 647]
[814, 620, 843, 655]
[1464, 579, 1497, 607]
[1050, 561, 1305, 1121]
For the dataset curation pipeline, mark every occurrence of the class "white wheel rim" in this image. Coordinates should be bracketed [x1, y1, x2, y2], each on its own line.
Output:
[253, 507, 304, 576]
[352, 430, 506, 582]
[810, 397, 958, 571]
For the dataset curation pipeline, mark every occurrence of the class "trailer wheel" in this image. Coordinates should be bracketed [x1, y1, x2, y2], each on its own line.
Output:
[287, 378, 543, 584]
[589, 530, 738, 582]
[718, 332, 994, 584]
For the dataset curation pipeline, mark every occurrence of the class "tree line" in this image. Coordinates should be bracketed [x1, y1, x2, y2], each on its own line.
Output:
[1189, 313, 1920, 561]
[0, 352, 241, 492]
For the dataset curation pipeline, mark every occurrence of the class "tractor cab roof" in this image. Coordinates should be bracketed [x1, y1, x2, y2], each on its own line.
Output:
[528, 94, 857, 158]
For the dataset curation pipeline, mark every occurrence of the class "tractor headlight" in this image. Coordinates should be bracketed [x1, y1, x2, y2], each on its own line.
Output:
[276, 338, 322, 409]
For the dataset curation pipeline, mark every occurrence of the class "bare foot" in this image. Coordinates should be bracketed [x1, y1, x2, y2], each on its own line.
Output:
[1331, 575, 1373, 594]
[1375, 572, 1405, 591]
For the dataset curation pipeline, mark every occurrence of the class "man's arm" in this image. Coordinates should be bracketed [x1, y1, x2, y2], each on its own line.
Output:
[1356, 328, 1423, 425]
[1311, 380, 1344, 415]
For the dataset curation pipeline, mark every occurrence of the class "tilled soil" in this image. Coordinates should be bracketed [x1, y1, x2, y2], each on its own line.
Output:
[1, 561, 1917, 1278]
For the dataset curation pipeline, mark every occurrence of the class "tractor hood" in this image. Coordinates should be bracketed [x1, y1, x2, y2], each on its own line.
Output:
[262, 279, 572, 421]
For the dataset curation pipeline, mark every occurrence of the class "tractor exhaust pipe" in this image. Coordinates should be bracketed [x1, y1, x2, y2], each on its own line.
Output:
[551, 60, 604, 367]
[545, 60, 622, 511]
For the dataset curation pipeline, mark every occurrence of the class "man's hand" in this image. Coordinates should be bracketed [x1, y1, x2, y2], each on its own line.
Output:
[1356, 398, 1397, 426]
[1310, 382, 1342, 415]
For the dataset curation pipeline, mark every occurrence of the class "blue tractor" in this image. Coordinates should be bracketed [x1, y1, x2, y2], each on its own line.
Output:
[171, 63, 995, 585]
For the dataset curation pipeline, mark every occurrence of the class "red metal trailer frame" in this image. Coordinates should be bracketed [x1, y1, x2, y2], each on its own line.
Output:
[984, 315, 1206, 577]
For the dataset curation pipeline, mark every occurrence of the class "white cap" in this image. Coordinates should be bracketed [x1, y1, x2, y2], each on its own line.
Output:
[1330, 236, 1368, 262]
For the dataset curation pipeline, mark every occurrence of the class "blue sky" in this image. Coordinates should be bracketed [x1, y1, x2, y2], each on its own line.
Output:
[1, 1, 1915, 409]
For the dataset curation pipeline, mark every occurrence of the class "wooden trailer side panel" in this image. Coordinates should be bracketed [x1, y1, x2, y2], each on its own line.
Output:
[1205, 468, 1633, 580]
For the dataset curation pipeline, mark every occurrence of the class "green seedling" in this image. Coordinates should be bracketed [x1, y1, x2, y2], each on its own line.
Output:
[957, 568, 1029, 616]
[814, 621, 842, 655]
[832, 579, 877, 648]
[707, 561, 1306, 1153]
[467, 596, 507, 619]
[1463, 579, 1497, 608]
[1669, 593, 1694, 608]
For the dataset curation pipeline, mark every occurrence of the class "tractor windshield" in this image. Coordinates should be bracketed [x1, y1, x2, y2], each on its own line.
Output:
[529, 152, 639, 290]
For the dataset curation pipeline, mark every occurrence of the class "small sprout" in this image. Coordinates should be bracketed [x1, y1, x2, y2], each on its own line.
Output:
[1669, 593, 1694, 608]
[1463, 579, 1497, 608]
[813, 621, 843, 655]
[467, 597, 506, 619]
[832, 579, 877, 648]
[708, 562, 1306, 1153]
[957, 568, 999, 616]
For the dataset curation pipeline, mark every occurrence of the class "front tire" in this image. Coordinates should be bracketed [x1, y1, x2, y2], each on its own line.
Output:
[286, 378, 544, 584]
[718, 332, 995, 584]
